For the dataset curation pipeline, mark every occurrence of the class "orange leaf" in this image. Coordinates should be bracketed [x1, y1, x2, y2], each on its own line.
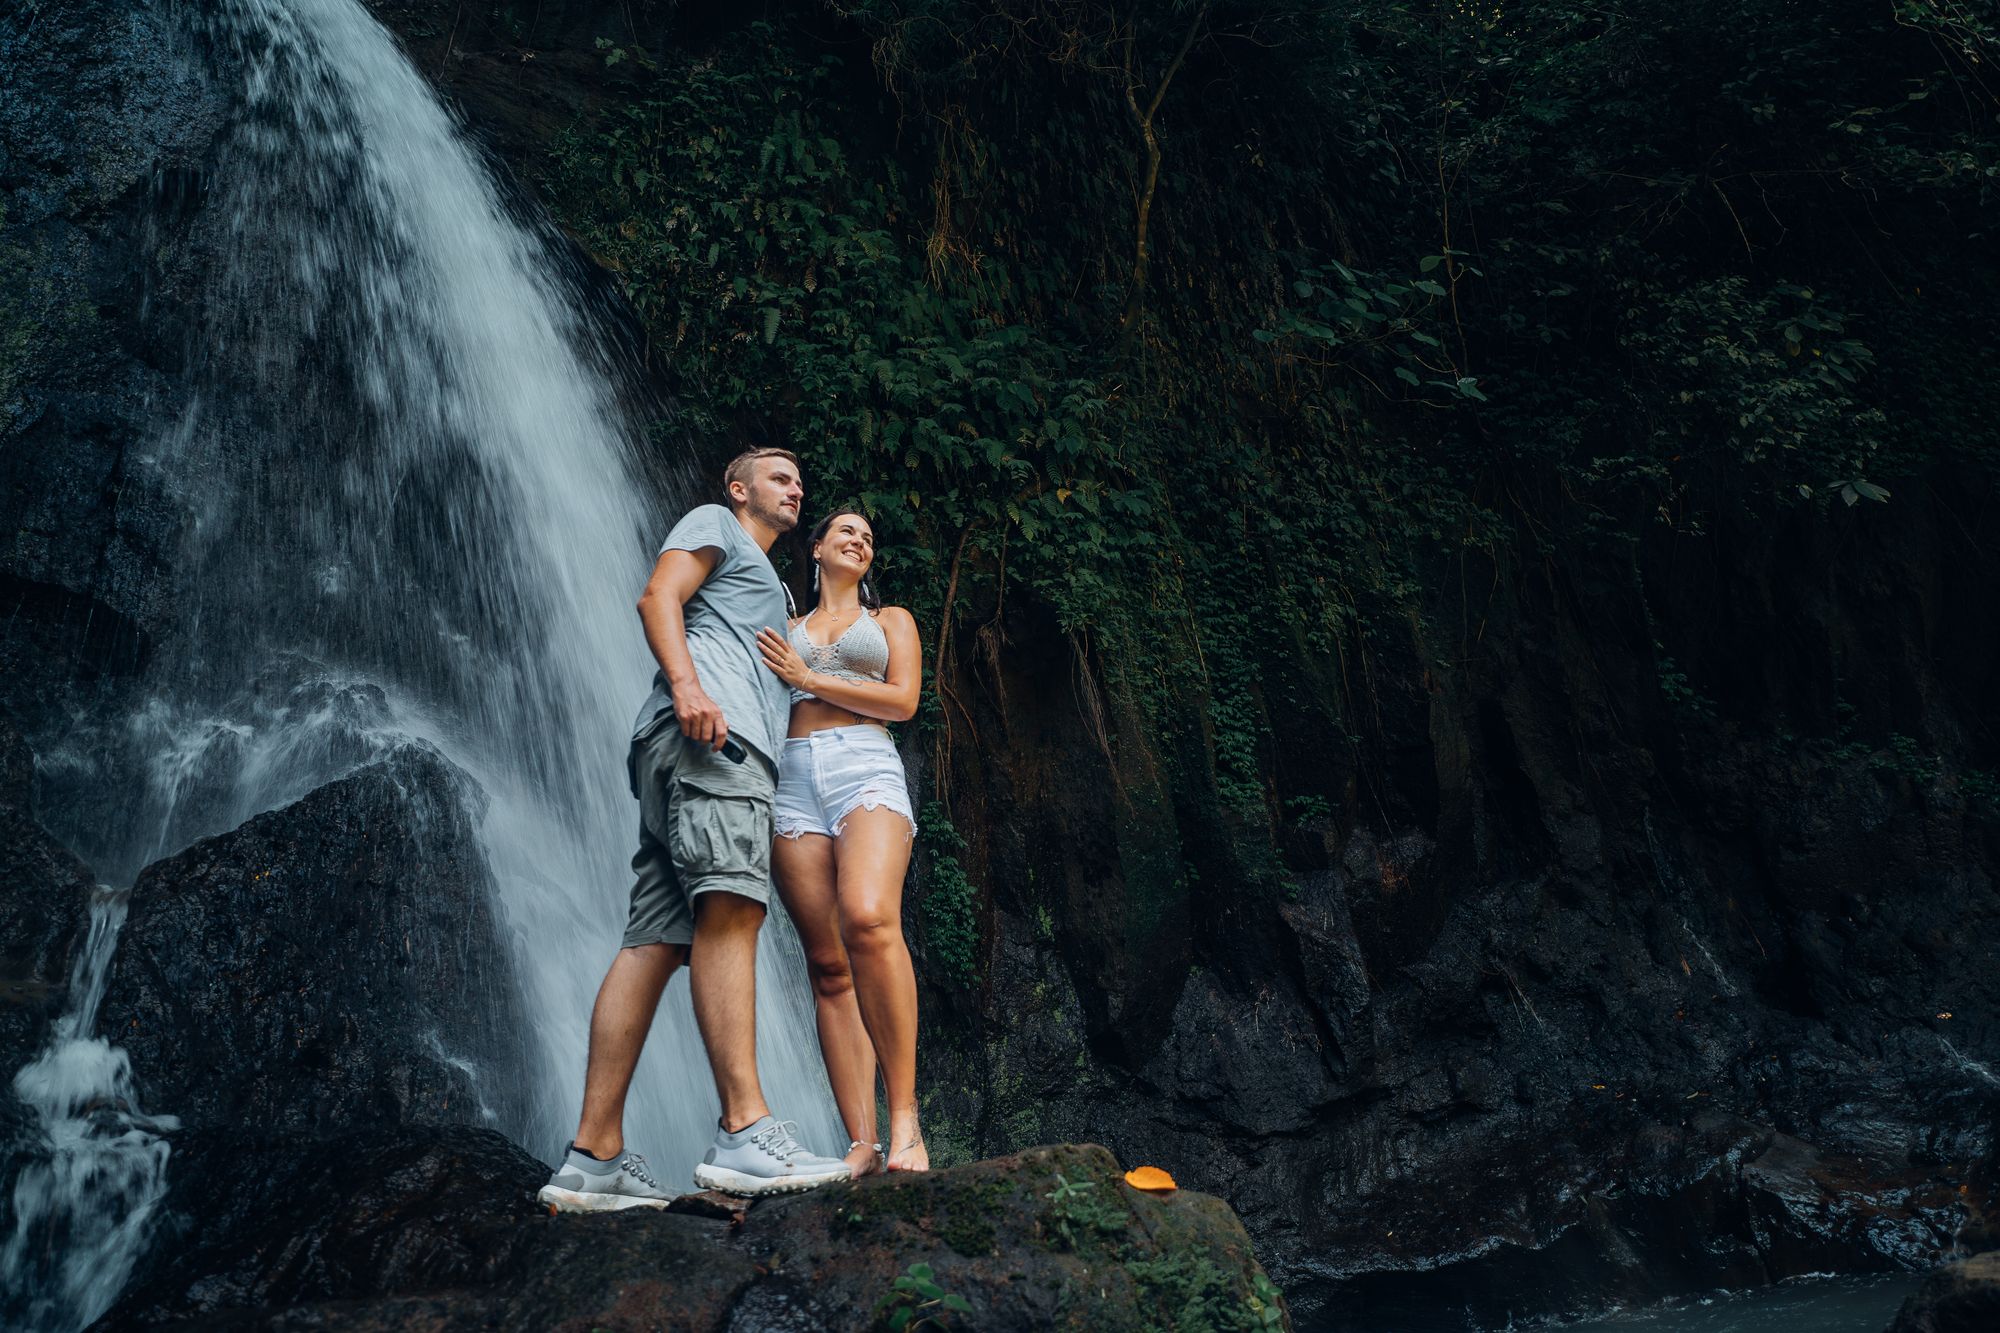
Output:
[1124, 1166, 1177, 1193]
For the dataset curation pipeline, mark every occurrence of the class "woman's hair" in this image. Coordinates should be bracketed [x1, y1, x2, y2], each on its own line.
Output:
[807, 508, 881, 611]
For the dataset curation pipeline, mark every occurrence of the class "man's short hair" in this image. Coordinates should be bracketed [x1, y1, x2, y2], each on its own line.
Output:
[722, 447, 802, 507]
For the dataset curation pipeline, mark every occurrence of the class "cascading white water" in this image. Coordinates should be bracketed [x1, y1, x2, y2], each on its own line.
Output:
[3, 0, 836, 1324]
[0, 893, 177, 1331]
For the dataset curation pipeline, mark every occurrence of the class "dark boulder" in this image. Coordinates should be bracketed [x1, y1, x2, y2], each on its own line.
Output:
[1885, 1252, 2000, 1333]
[98, 742, 527, 1137]
[98, 1124, 551, 1329]
[104, 1141, 1289, 1332]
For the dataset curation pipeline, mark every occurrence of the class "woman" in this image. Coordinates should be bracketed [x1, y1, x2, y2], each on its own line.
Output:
[755, 509, 928, 1175]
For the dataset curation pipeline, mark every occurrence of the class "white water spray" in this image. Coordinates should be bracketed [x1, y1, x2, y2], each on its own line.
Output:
[0, 893, 178, 1330]
[192, 0, 838, 1167]
[4, 0, 836, 1324]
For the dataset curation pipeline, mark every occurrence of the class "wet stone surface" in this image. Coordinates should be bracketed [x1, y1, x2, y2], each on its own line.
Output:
[99, 1141, 1289, 1332]
[1884, 1251, 2000, 1333]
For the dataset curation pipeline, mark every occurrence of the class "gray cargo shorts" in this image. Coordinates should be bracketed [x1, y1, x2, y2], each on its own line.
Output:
[622, 719, 777, 950]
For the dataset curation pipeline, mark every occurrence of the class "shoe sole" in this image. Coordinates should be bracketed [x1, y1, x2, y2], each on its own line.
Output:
[692, 1163, 850, 1197]
[537, 1184, 673, 1213]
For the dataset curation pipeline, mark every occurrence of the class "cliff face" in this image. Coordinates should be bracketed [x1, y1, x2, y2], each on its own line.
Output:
[0, 0, 220, 717]
[919, 483, 1999, 1325]
[2, 2, 1996, 1331]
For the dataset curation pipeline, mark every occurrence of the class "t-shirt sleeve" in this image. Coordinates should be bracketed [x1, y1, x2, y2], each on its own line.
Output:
[658, 504, 730, 558]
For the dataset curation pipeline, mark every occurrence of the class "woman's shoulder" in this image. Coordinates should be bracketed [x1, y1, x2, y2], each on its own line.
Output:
[874, 604, 918, 630]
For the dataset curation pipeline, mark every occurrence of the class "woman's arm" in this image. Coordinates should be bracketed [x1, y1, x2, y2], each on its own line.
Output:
[756, 608, 922, 722]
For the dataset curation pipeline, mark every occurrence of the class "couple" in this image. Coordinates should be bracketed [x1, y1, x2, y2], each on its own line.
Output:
[539, 447, 927, 1210]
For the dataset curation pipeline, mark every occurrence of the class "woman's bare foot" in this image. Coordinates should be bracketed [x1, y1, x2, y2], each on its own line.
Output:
[844, 1139, 883, 1178]
[885, 1112, 929, 1172]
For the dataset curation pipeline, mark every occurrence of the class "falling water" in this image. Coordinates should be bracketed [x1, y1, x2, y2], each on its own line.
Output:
[0, 892, 176, 1330]
[5, 0, 835, 1323]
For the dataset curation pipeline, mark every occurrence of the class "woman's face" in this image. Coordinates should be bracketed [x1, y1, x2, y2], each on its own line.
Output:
[815, 513, 875, 579]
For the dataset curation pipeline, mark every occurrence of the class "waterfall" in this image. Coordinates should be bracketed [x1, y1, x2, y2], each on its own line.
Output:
[4, 0, 836, 1324]
[0, 893, 176, 1331]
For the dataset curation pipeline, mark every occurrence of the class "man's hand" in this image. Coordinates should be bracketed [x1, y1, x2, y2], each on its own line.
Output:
[674, 683, 729, 752]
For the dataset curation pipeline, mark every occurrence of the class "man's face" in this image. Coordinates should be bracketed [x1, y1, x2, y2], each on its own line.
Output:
[736, 456, 803, 532]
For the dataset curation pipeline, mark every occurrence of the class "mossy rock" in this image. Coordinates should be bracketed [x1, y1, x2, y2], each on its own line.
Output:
[741, 1144, 1290, 1331]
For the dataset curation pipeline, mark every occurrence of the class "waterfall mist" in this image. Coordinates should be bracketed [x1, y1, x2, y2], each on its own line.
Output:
[6, 1, 837, 1324]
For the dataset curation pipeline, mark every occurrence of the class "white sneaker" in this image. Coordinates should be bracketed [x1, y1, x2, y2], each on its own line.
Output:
[538, 1143, 675, 1212]
[692, 1115, 851, 1196]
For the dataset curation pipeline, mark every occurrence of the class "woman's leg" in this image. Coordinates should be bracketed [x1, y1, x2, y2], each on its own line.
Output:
[773, 831, 879, 1175]
[832, 807, 925, 1170]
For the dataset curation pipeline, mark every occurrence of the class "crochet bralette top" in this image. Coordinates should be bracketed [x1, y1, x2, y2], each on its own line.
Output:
[787, 609, 890, 704]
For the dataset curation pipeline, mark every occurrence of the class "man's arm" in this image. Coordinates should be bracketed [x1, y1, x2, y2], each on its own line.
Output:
[638, 546, 728, 750]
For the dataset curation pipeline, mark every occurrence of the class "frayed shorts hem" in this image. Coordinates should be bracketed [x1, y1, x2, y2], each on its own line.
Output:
[774, 794, 915, 842]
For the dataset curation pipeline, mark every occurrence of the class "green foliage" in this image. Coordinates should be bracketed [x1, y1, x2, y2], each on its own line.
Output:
[1962, 767, 2000, 815]
[1038, 1167, 1288, 1330]
[876, 1262, 973, 1331]
[916, 802, 980, 987]
[1653, 643, 1717, 720]
[1247, 1270, 1288, 1330]
[544, 22, 1135, 636]
[542, 0, 2000, 890]
[1875, 733, 1945, 787]
[1040, 1169, 1129, 1252]
[1125, 1250, 1267, 1333]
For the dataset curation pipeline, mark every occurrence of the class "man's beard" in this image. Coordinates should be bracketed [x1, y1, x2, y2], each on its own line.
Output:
[749, 495, 799, 532]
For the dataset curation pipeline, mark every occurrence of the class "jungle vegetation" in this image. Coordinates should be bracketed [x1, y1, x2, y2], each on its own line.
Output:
[539, 0, 2000, 939]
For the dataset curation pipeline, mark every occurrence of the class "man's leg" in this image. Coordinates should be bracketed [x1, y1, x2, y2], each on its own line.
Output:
[572, 941, 686, 1158]
[688, 890, 770, 1132]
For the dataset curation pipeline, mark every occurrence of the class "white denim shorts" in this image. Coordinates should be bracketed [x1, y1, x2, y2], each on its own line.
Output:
[773, 725, 915, 841]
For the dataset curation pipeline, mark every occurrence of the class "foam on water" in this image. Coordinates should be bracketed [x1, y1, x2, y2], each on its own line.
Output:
[0, 893, 178, 1330]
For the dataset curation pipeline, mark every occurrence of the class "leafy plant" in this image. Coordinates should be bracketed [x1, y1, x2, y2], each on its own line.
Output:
[540, 0, 2000, 981]
[917, 802, 980, 987]
[1042, 1169, 1128, 1251]
[877, 1261, 973, 1331]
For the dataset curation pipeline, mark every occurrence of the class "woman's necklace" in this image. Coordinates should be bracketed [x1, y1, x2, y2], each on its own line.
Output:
[810, 604, 862, 640]
[812, 600, 860, 628]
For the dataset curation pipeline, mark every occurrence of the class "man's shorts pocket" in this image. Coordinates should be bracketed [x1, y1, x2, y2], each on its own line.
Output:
[667, 766, 773, 899]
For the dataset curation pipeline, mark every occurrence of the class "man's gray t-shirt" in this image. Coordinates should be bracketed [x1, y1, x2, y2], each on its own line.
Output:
[630, 504, 792, 770]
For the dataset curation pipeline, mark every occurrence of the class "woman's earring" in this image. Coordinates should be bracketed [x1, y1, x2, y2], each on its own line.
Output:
[811, 561, 821, 592]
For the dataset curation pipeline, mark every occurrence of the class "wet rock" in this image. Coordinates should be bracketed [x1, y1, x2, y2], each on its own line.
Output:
[98, 742, 527, 1137]
[0, 0, 222, 712]
[99, 1124, 550, 1329]
[105, 1141, 1288, 1332]
[1884, 1251, 2000, 1333]
[0, 711, 92, 1153]
[1741, 1135, 1961, 1274]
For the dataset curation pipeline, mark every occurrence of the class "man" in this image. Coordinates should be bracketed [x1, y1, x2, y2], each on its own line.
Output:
[539, 447, 849, 1210]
